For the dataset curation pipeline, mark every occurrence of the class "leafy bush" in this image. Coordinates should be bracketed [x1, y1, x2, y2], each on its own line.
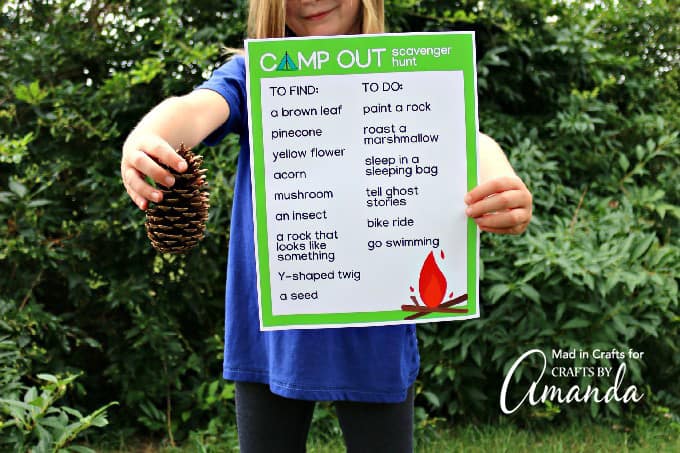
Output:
[0, 0, 677, 448]
[0, 372, 116, 453]
[1, 0, 245, 443]
[0, 315, 116, 452]
[405, 0, 679, 422]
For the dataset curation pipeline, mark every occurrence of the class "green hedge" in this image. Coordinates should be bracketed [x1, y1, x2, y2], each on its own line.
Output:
[408, 0, 679, 423]
[1, 0, 677, 446]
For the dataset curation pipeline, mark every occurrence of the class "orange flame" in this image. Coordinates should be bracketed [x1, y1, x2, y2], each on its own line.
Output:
[419, 251, 447, 308]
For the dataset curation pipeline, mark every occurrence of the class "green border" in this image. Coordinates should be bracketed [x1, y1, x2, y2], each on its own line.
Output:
[246, 33, 479, 328]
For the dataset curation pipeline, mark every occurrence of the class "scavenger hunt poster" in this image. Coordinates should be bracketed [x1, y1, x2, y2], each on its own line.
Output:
[245, 33, 480, 330]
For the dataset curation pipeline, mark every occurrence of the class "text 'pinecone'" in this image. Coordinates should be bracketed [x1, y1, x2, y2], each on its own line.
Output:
[145, 144, 209, 254]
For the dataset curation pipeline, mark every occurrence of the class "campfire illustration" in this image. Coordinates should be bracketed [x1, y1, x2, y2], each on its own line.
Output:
[402, 250, 468, 320]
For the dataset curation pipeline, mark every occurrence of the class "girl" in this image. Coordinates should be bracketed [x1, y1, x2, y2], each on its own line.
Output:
[121, 1, 532, 451]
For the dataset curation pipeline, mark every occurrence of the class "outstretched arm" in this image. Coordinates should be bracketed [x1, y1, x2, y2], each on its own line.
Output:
[121, 89, 229, 210]
[464, 133, 532, 234]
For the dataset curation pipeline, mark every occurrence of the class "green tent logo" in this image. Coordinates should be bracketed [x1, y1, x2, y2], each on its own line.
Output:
[277, 51, 298, 71]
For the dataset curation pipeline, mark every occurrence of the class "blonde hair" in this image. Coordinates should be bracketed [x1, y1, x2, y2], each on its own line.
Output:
[247, 0, 385, 38]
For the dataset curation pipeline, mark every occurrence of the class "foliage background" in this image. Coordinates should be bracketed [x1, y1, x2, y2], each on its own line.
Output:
[1, 0, 678, 448]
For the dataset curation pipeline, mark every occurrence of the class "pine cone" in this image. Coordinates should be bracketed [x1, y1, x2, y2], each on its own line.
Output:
[145, 144, 209, 254]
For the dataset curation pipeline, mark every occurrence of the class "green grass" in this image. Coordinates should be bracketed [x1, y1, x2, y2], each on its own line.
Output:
[96, 416, 679, 453]
[305, 421, 680, 453]
[416, 421, 679, 453]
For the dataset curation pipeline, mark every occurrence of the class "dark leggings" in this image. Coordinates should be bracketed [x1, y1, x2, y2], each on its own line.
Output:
[235, 381, 414, 453]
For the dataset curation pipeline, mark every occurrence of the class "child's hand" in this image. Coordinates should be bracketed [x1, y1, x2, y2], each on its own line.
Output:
[120, 91, 231, 210]
[464, 176, 532, 235]
[121, 134, 188, 210]
[467, 133, 533, 234]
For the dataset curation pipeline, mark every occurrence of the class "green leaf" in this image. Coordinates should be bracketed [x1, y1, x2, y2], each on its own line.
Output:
[8, 180, 27, 198]
[471, 348, 482, 367]
[562, 318, 591, 329]
[29, 396, 45, 408]
[24, 387, 38, 404]
[35, 424, 53, 452]
[491, 346, 507, 362]
[61, 406, 84, 418]
[422, 390, 441, 408]
[90, 413, 110, 428]
[631, 235, 655, 261]
[13, 80, 48, 104]
[0, 191, 15, 204]
[40, 415, 67, 431]
[0, 398, 34, 421]
[519, 284, 540, 303]
[441, 336, 460, 352]
[27, 199, 52, 208]
[486, 283, 510, 303]
[573, 303, 600, 314]
[67, 446, 97, 453]
[37, 373, 58, 384]
[609, 401, 621, 416]
[611, 316, 630, 338]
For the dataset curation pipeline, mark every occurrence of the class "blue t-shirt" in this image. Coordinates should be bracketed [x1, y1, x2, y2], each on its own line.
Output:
[196, 56, 419, 403]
